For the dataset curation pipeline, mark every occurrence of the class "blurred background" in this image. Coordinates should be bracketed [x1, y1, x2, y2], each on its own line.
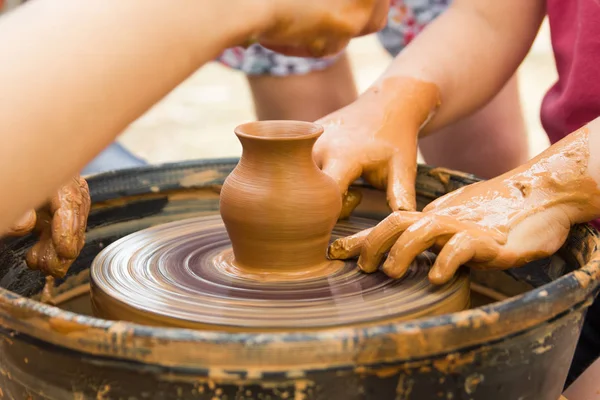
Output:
[1, 0, 558, 166]
[119, 21, 557, 164]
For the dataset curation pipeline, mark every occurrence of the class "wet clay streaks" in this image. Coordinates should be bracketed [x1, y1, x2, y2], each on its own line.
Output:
[90, 215, 469, 331]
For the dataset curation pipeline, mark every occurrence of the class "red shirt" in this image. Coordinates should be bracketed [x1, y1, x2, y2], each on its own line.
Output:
[541, 0, 600, 230]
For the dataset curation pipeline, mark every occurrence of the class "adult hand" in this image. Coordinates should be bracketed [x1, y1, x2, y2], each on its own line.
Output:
[329, 128, 600, 284]
[259, 0, 390, 57]
[7, 176, 90, 278]
[314, 77, 440, 213]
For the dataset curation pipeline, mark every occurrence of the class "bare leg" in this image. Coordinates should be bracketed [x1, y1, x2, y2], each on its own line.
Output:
[419, 74, 528, 179]
[248, 53, 358, 121]
[564, 357, 600, 400]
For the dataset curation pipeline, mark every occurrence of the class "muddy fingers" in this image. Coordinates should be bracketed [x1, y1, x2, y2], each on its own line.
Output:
[357, 211, 423, 273]
[328, 227, 373, 259]
[428, 232, 496, 284]
[386, 151, 417, 212]
[380, 215, 459, 278]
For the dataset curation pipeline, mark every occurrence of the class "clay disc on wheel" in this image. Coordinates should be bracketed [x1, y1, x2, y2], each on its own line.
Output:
[90, 215, 470, 331]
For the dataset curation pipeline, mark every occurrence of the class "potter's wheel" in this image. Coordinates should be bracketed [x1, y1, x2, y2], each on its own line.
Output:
[90, 215, 470, 330]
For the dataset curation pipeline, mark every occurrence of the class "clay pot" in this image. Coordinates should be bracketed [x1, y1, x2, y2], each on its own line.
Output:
[219, 121, 342, 274]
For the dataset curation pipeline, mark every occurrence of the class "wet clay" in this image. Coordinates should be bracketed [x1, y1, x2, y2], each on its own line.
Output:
[6, 175, 90, 278]
[313, 77, 440, 212]
[220, 121, 343, 279]
[330, 125, 600, 285]
[90, 215, 470, 331]
[257, 0, 389, 58]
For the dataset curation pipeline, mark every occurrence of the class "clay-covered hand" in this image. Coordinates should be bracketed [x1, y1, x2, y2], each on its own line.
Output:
[314, 77, 440, 212]
[7, 176, 91, 278]
[258, 0, 389, 57]
[329, 127, 600, 284]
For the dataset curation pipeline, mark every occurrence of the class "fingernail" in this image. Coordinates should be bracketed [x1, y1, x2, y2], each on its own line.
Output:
[428, 271, 446, 285]
[382, 258, 403, 279]
[357, 257, 370, 273]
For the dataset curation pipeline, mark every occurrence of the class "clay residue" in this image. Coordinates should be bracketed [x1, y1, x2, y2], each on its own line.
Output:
[464, 372, 484, 394]
[48, 316, 90, 335]
[432, 352, 476, 375]
[454, 309, 500, 329]
[574, 267, 600, 289]
[39, 276, 56, 305]
[429, 167, 476, 184]
[395, 375, 414, 399]
[179, 170, 221, 188]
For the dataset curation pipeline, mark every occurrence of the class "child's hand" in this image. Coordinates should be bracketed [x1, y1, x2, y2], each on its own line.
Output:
[331, 180, 574, 285]
[329, 127, 600, 284]
[259, 0, 389, 57]
[313, 77, 440, 213]
[8, 176, 90, 278]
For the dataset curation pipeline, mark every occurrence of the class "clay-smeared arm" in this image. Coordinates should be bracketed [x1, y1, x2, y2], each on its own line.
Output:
[330, 118, 600, 284]
[314, 0, 544, 214]
[0, 0, 388, 239]
[373, 0, 546, 134]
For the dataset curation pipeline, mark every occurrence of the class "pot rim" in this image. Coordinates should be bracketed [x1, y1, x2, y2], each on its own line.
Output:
[0, 160, 598, 372]
[234, 120, 323, 142]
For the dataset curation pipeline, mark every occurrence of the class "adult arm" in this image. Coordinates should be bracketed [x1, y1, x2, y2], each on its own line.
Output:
[0, 0, 269, 236]
[0, 0, 387, 239]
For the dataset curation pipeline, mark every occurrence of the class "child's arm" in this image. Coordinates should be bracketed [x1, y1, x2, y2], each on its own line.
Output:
[0, 0, 386, 236]
[330, 117, 600, 284]
[313, 0, 545, 213]
[363, 0, 546, 134]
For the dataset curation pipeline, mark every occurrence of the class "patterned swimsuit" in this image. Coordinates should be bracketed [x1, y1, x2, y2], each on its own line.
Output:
[218, 0, 451, 75]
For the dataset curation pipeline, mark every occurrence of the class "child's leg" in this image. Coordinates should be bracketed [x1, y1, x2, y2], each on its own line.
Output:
[419, 75, 529, 178]
[565, 295, 600, 389]
[565, 355, 600, 399]
[217, 46, 356, 121]
[248, 54, 357, 121]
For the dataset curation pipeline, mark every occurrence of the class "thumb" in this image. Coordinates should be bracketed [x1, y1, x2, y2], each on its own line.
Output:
[321, 157, 362, 196]
[359, 0, 390, 36]
[387, 153, 417, 211]
[7, 210, 37, 236]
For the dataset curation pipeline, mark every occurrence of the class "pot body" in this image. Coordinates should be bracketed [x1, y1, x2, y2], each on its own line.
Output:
[220, 121, 342, 272]
[0, 160, 597, 400]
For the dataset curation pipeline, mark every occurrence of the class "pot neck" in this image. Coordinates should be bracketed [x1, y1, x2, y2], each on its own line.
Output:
[238, 136, 318, 167]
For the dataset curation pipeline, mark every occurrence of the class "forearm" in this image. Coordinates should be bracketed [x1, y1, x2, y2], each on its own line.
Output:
[362, 0, 545, 134]
[505, 118, 600, 224]
[0, 0, 268, 233]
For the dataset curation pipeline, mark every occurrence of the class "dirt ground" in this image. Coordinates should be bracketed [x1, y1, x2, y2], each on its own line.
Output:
[119, 21, 557, 165]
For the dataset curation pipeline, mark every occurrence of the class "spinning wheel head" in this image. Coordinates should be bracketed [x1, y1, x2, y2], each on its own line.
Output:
[90, 216, 470, 331]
